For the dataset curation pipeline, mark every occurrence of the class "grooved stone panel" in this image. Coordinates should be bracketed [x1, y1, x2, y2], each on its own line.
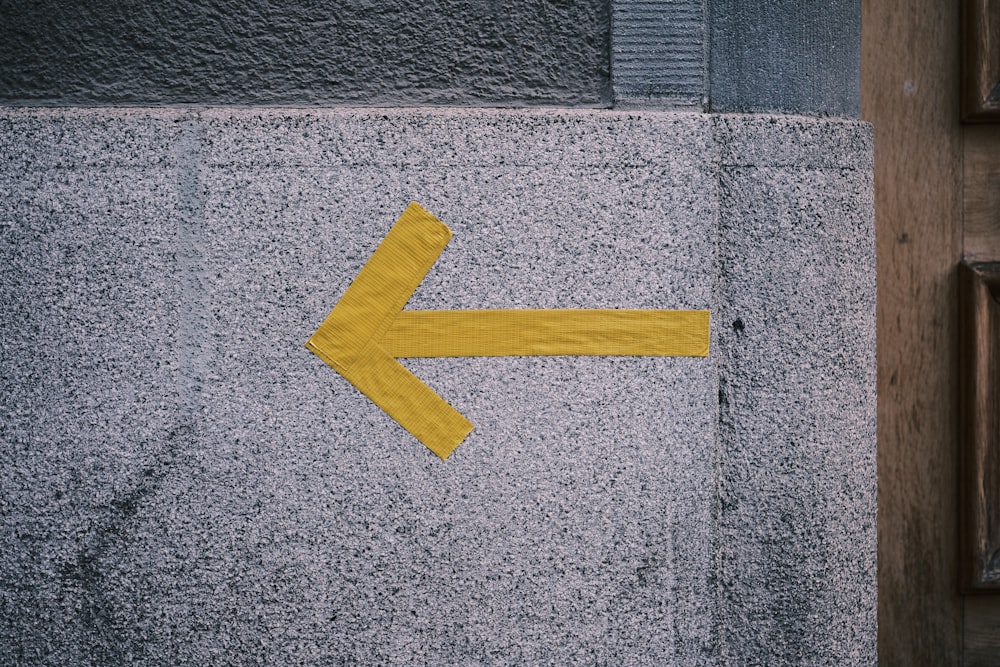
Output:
[0, 108, 875, 665]
[0, 1, 610, 107]
[611, 0, 706, 107]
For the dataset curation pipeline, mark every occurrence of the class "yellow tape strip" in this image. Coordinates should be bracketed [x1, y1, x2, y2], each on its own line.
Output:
[321, 346, 473, 460]
[307, 202, 711, 460]
[382, 309, 710, 357]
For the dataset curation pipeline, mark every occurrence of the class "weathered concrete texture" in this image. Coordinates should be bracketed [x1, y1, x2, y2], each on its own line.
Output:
[714, 115, 876, 664]
[0, 1, 610, 107]
[708, 0, 861, 117]
[0, 108, 874, 665]
[0, 112, 190, 665]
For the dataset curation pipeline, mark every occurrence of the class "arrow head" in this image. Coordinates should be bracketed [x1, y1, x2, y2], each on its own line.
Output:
[307, 203, 472, 459]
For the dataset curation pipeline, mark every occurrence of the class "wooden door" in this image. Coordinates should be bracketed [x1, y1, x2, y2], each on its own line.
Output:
[864, 0, 1000, 662]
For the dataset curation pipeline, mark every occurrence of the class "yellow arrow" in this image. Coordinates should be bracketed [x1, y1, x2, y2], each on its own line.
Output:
[306, 202, 710, 460]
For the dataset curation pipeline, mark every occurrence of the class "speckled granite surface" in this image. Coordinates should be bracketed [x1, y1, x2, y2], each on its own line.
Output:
[0, 109, 874, 665]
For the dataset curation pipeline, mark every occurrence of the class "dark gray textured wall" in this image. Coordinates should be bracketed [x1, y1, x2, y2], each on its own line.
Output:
[0, 0, 611, 106]
[610, 0, 860, 116]
[0, 0, 862, 116]
[708, 0, 860, 116]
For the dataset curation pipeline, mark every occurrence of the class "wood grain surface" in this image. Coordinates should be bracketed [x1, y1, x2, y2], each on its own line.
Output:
[962, 0, 1000, 121]
[964, 126, 1000, 259]
[965, 595, 1000, 666]
[959, 263, 1000, 592]
[960, 90, 1000, 667]
[862, 0, 965, 663]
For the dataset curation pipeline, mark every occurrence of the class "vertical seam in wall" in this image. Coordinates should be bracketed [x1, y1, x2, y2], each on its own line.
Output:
[957, 115, 965, 654]
[960, 594, 965, 665]
[608, 0, 618, 108]
[701, 0, 711, 111]
[62, 109, 212, 663]
[960, 126, 966, 258]
[704, 0, 715, 113]
[173, 112, 208, 433]
[709, 113, 725, 662]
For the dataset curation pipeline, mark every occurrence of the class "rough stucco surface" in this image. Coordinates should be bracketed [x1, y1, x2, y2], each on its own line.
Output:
[0, 1, 610, 106]
[0, 108, 874, 665]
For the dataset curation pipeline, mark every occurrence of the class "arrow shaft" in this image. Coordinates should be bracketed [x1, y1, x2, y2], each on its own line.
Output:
[382, 309, 710, 357]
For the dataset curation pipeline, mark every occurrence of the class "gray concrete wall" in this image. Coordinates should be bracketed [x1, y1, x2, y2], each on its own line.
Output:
[0, 108, 875, 665]
[715, 116, 875, 663]
[0, 0, 611, 106]
[0, 1, 860, 117]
